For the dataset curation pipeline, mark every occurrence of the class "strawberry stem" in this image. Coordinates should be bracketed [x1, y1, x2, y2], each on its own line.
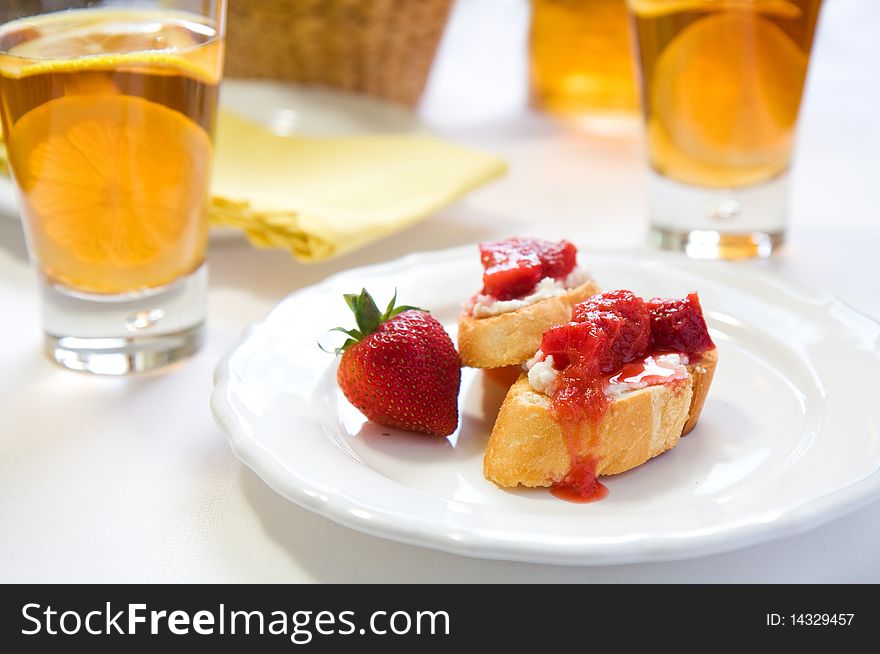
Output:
[322, 288, 425, 355]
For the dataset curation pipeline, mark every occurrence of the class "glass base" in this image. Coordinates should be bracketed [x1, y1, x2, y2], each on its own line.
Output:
[650, 226, 783, 260]
[45, 327, 204, 375]
[648, 172, 790, 260]
[40, 265, 207, 375]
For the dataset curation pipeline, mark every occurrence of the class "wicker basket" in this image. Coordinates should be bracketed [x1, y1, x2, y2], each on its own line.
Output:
[224, 0, 454, 105]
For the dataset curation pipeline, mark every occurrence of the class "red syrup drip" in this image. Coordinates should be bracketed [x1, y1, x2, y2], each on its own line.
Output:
[551, 482, 609, 503]
[548, 370, 610, 502]
[547, 355, 687, 503]
[551, 456, 609, 503]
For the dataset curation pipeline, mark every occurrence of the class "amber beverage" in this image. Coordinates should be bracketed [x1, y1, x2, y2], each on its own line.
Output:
[531, 0, 639, 122]
[628, 0, 823, 258]
[0, 8, 222, 293]
[0, 1, 226, 374]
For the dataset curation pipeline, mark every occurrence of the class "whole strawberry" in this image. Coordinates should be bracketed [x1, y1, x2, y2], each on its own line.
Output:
[328, 289, 461, 437]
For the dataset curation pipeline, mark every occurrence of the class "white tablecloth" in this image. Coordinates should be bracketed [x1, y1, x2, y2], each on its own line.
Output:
[1, 0, 878, 582]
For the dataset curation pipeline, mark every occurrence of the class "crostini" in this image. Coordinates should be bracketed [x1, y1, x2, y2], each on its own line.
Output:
[483, 290, 718, 501]
[458, 237, 600, 369]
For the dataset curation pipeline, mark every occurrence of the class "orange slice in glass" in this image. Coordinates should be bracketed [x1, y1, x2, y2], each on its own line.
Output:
[651, 11, 808, 168]
[9, 94, 212, 267]
[0, 10, 220, 82]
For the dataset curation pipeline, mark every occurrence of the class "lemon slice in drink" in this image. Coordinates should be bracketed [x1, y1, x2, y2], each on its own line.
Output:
[0, 9, 220, 82]
[650, 12, 808, 169]
[9, 94, 212, 268]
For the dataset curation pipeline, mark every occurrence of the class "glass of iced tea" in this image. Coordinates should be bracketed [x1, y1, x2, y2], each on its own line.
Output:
[0, 1, 226, 373]
[530, 0, 639, 128]
[628, 0, 823, 259]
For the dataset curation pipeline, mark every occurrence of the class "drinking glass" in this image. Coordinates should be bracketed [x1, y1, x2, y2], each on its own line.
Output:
[0, 0, 226, 373]
[627, 0, 823, 259]
[530, 0, 639, 127]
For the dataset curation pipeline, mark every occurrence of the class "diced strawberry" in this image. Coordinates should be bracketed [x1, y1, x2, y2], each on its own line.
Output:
[536, 239, 578, 280]
[479, 240, 543, 301]
[572, 289, 648, 326]
[479, 237, 580, 300]
[571, 290, 651, 370]
[481, 265, 543, 301]
[540, 321, 609, 373]
[648, 292, 715, 354]
[538, 324, 571, 369]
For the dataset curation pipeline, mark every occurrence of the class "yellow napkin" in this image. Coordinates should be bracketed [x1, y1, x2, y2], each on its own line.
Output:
[210, 112, 506, 261]
[0, 111, 507, 261]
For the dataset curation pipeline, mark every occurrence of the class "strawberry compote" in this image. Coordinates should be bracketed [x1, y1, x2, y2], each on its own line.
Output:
[537, 290, 714, 501]
[479, 237, 578, 301]
[648, 293, 715, 354]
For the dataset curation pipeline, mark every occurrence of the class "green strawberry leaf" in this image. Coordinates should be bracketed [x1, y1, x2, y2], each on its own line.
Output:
[343, 293, 360, 314]
[321, 288, 428, 355]
[353, 288, 382, 335]
[329, 326, 364, 340]
[384, 289, 399, 318]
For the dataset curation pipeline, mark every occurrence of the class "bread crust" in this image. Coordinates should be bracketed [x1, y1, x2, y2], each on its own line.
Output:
[483, 350, 718, 488]
[682, 348, 718, 436]
[458, 280, 600, 369]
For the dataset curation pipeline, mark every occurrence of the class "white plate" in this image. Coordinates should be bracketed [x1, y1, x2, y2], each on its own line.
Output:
[211, 246, 880, 565]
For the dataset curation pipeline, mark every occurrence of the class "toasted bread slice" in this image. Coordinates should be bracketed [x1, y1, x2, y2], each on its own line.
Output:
[458, 280, 600, 369]
[484, 350, 718, 488]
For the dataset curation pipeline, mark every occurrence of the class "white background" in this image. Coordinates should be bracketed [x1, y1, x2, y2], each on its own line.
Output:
[1, 0, 878, 582]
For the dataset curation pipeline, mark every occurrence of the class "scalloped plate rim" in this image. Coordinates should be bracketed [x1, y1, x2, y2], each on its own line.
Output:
[211, 246, 880, 565]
